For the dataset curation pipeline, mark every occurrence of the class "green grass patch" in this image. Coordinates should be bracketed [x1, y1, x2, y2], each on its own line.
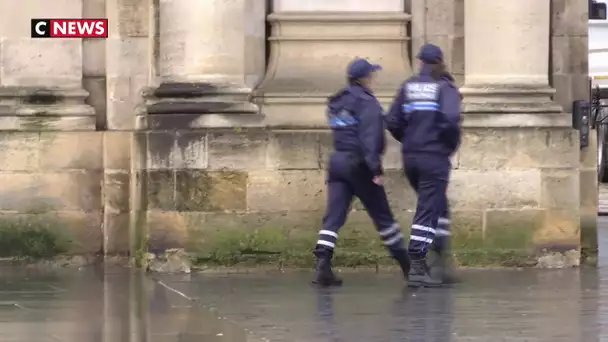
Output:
[0, 216, 67, 259]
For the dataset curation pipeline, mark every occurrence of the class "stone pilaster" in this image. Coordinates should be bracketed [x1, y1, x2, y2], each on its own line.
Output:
[255, 0, 412, 128]
[105, 0, 151, 131]
[552, 0, 596, 265]
[0, 0, 95, 130]
[140, 0, 266, 129]
[461, 0, 562, 116]
[459, 0, 580, 266]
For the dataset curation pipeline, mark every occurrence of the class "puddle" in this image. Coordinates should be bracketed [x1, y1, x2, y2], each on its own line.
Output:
[0, 267, 260, 342]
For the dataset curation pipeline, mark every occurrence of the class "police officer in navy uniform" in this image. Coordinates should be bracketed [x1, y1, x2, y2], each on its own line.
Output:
[428, 70, 462, 284]
[385, 44, 462, 288]
[313, 58, 411, 287]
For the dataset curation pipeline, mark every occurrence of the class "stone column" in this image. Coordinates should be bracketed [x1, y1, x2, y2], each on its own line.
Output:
[255, 0, 412, 127]
[0, 0, 95, 130]
[409, 0, 465, 86]
[103, 0, 151, 258]
[141, 0, 267, 129]
[551, 0, 595, 265]
[461, 0, 562, 117]
[457, 0, 580, 266]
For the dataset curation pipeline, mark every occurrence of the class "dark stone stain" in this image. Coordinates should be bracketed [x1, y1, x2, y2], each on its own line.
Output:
[25, 90, 62, 105]
[153, 82, 220, 99]
[175, 170, 212, 211]
[145, 82, 236, 130]
[176, 131, 206, 159]
[535, 244, 579, 253]
[146, 170, 175, 210]
[148, 230, 183, 253]
[147, 132, 175, 166]
[148, 114, 202, 130]
[146, 101, 233, 115]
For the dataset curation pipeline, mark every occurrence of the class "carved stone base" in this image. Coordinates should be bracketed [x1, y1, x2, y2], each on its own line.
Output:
[139, 82, 263, 129]
[0, 87, 96, 131]
[461, 113, 572, 128]
[143, 83, 259, 114]
[257, 95, 398, 128]
[460, 84, 563, 114]
[255, 11, 412, 127]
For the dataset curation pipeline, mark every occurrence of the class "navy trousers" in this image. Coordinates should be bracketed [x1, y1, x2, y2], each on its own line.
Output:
[434, 184, 452, 251]
[403, 153, 451, 257]
[315, 152, 405, 255]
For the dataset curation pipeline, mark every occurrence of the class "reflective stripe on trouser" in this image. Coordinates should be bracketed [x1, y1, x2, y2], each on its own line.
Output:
[436, 189, 451, 237]
[317, 221, 404, 251]
[410, 223, 435, 249]
[378, 222, 405, 249]
[316, 156, 403, 252]
[403, 154, 450, 256]
[317, 230, 339, 249]
[436, 217, 451, 237]
[317, 178, 404, 251]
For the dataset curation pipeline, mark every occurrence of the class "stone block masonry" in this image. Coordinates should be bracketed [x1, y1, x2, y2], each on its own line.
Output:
[133, 126, 580, 268]
[0, 0, 589, 269]
[0, 132, 104, 256]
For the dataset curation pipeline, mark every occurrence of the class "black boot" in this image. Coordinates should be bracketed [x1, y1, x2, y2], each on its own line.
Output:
[312, 247, 343, 287]
[430, 237, 461, 284]
[389, 248, 411, 280]
[407, 253, 442, 288]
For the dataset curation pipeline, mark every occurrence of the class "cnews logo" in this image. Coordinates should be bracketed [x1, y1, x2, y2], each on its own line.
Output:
[31, 19, 108, 38]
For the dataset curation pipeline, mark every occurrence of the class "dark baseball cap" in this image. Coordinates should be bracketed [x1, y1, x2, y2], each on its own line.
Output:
[347, 58, 382, 80]
[417, 44, 443, 64]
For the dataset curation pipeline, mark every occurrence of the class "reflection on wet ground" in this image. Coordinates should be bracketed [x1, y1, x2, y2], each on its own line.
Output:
[160, 269, 605, 341]
[3, 218, 608, 341]
[0, 266, 258, 342]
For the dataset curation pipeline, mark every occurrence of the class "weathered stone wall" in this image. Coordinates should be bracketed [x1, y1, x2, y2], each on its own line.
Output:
[407, 0, 590, 266]
[0, 0, 104, 257]
[552, 0, 597, 264]
[0, 0, 591, 268]
[136, 125, 579, 267]
[101, 0, 151, 258]
[0, 132, 103, 255]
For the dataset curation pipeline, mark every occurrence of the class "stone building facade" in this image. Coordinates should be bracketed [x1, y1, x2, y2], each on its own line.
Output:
[0, 0, 594, 267]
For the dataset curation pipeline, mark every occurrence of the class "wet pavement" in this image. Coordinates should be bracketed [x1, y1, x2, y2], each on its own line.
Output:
[3, 218, 608, 341]
[0, 266, 259, 342]
[159, 269, 606, 341]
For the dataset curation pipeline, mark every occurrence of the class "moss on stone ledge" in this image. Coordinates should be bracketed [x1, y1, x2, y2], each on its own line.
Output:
[453, 249, 536, 267]
[0, 216, 67, 259]
[185, 226, 544, 269]
[188, 226, 391, 268]
[143, 209, 579, 269]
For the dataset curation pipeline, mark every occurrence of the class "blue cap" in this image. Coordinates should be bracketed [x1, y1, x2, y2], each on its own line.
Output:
[347, 58, 382, 80]
[417, 44, 443, 64]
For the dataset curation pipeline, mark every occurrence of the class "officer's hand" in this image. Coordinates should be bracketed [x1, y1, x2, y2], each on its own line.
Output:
[372, 176, 384, 185]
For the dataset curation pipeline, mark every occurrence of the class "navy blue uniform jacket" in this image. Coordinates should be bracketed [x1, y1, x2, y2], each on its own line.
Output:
[327, 84, 386, 177]
[385, 67, 462, 156]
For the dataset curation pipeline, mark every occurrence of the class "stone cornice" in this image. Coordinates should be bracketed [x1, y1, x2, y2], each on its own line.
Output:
[267, 11, 412, 22]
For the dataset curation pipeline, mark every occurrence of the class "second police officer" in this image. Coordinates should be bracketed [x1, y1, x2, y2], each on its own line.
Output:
[430, 70, 462, 284]
[312, 58, 411, 287]
[385, 44, 462, 288]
